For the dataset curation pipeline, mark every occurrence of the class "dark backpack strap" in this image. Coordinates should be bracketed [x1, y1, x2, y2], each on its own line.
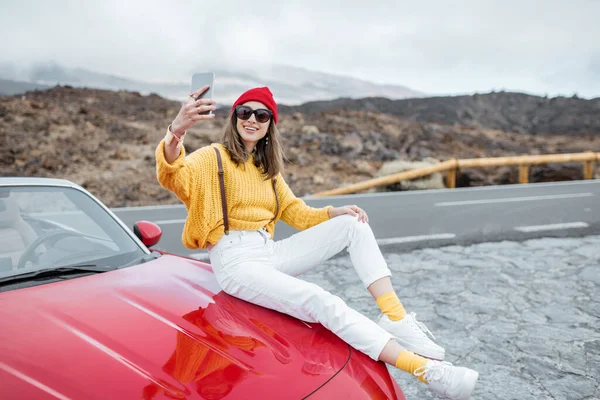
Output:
[212, 147, 229, 235]
[270, 178, 279, 224]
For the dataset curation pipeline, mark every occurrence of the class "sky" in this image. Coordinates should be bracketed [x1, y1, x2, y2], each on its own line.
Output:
[1, 0, 599, 98]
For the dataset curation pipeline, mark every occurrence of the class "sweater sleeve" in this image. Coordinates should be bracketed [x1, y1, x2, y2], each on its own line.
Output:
[155, 140, 210, 205]
[276, 173, 332, 231]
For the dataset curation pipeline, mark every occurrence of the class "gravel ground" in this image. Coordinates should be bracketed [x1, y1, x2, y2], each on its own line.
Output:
[300, 236, 600, 400]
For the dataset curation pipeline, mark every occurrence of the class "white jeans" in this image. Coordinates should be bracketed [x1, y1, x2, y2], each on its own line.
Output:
[207, 214, 394, 360]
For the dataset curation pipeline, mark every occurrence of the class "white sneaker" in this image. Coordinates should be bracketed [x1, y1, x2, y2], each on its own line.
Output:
[415, 360, 479, 400]
[378, 312, 445, 360]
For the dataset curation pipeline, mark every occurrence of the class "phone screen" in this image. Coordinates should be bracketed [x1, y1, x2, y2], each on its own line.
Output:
[190, 72, 215, 115]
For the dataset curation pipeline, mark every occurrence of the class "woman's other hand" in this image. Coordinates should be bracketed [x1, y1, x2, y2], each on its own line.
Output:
[328, 205, 369, 223]
[171, 86, 217, 136]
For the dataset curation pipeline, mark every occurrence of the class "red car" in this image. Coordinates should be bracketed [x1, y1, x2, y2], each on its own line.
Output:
[0, 178, 405, 399]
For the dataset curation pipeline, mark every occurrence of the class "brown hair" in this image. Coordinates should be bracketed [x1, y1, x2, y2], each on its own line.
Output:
[219, 112, 285, 180]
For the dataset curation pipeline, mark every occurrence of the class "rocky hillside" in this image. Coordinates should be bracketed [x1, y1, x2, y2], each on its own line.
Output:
[280, 92, 600, 135]
[1, 86, 599, 207]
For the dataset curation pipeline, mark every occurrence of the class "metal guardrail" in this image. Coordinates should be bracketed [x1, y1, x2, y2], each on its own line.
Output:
[310, 152, 600, 197]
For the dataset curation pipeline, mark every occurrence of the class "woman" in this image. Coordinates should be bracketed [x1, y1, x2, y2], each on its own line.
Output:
[156, 86, 479, 399]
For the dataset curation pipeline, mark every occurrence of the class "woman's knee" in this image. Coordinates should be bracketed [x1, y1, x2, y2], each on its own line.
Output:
[337, 213, 374, 241]
[331, 214, 363, 236]
[338, 214, 372, 231]
[335, 214, 359, 226]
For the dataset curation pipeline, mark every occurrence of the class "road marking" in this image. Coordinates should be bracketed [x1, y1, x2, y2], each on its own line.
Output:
[435, 192, 593, 207]
[153, 219, 187, 224]
[376, 233, 456, 245]
[514, 222, 589, 233]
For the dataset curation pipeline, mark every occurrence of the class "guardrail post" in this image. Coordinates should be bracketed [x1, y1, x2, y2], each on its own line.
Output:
[519, 165, 529, 184]
[446, 168, 457, 188]
[584, 160, 595, 179]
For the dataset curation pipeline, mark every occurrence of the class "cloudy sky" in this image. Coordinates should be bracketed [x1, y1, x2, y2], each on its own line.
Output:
[1, 0, 599, 98]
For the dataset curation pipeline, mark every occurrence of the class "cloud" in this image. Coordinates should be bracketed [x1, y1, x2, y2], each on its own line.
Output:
[1, 0, 599, 97]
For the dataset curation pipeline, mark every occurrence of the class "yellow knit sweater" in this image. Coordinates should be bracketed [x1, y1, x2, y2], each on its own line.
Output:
[155, 140, 332, 249]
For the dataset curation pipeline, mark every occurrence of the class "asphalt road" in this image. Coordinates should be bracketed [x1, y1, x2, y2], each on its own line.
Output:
[112, 180, 600, 257]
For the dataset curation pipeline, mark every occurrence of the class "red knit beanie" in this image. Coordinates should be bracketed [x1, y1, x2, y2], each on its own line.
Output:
[231, 87, 278, 124]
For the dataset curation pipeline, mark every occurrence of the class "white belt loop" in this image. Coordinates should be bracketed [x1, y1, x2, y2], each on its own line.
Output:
[257, 228, 268, 243]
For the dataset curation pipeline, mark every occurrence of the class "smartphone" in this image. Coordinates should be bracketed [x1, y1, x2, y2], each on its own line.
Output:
[190, 72, 215, 115]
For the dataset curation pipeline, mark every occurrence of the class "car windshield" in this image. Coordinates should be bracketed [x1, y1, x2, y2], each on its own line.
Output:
[0, 185, 147, 282]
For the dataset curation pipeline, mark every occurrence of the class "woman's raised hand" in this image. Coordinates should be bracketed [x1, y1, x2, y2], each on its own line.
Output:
[171, 86, 217, 136]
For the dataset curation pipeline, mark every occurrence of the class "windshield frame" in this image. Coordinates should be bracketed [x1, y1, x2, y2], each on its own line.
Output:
[0, 181, 152, 265]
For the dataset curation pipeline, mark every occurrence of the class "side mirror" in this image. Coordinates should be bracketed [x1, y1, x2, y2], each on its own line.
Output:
[133, 221, 162, 248]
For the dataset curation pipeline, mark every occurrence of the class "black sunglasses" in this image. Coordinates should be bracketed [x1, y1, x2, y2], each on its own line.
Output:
[235, 105, 273, 123]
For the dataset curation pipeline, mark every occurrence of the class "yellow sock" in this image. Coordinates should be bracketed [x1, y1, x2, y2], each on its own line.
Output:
[376, 292, 406, 321]
[395, 350, 429, 384]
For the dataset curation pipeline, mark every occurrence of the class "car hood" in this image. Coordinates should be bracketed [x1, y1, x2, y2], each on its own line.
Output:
[0, 255, 351, 399]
